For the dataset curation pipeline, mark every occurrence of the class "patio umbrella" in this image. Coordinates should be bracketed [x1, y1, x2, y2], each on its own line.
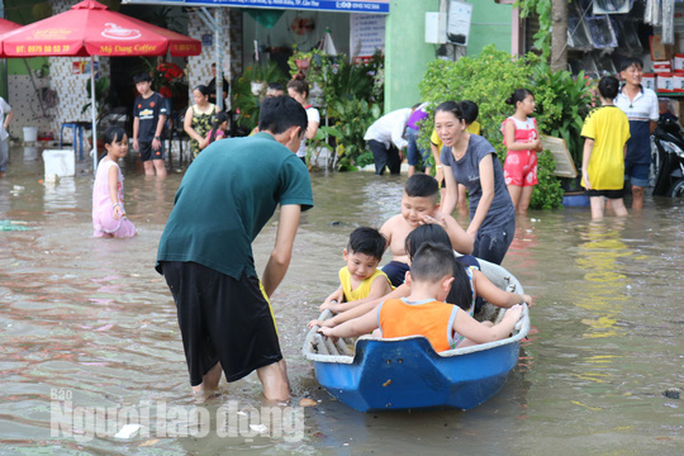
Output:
[0, 18, 21, 34]
[0, 0, 201, 171]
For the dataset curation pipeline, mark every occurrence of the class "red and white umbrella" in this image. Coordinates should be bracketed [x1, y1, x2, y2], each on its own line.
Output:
[0, 0, 201, 169]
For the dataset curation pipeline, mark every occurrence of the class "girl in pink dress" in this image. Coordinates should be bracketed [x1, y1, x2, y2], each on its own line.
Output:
[502, 88, 543, 214]
[92, 127, 136, 238]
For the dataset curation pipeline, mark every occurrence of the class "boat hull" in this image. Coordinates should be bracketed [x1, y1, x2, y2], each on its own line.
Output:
[304, 259, 529, 412]
[313, 335, 522, 412]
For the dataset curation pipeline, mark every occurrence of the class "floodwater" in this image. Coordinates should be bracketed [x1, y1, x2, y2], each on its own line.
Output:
[1, 145, 683, 455]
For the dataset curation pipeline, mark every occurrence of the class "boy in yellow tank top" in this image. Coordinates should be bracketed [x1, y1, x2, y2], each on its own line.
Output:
[321, 227, 393, 311]
[319, 243, 523, 352]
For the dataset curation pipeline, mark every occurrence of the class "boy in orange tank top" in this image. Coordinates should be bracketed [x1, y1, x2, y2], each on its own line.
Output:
[319, 243, 523, 352]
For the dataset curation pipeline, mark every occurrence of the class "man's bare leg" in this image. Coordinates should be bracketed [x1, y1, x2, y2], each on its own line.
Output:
[257, 359, 290, 402]
[192, 362, 222, 395]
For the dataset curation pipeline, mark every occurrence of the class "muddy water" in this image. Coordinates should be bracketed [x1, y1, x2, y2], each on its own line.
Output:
[1, 146, 682, 455]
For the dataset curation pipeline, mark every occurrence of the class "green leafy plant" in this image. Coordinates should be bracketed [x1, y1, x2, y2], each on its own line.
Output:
[288, 49, 384, 118]
[319, 98, 381, 171]
[529, 150, 564, 210]
[232, 62, 287, 131]
[82, 76, 111, 123]
[419, 45, 532, 163]
[517, 0, 552, 60]
[531, 67, 595, 166]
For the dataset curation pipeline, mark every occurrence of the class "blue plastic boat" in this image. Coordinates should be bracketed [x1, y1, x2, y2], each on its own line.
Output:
[303, 260, 530, 412]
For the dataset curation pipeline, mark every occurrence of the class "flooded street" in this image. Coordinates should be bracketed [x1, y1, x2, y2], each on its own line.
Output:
[1, 145, 683, 455]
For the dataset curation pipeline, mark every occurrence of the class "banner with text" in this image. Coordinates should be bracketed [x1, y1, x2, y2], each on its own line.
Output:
[122, 0, 390, 14]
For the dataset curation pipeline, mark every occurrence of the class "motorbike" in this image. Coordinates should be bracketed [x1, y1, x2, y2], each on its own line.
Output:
[651, 114, 684, 197]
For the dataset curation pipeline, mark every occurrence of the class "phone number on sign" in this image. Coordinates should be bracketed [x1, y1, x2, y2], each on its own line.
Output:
[336, 1, 383, 10]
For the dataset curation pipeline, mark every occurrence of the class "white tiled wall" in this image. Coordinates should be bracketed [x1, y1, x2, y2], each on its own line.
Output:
[7, 0, 110, 145]
[186, 9, 241, 110]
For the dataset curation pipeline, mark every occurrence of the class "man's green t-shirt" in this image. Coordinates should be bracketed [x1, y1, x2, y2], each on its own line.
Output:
[156, 132, 313, 279]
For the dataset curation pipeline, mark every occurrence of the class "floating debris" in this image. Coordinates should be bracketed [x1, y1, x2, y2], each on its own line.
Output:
[663, 388, 681, 400]
[299, 398, 317, 407]
[0, 220, 37, 232]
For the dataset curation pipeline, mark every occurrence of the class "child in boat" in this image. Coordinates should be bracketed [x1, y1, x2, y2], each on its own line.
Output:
[321, 227, 393, 308]
[379, 173, 473, 288]
[319, 242, 524, 351]
[310, 224, 532, 329]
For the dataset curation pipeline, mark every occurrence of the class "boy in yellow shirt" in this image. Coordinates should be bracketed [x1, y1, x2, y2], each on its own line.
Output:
[581, 76, 631, 220]
[322, 227, 393, 309]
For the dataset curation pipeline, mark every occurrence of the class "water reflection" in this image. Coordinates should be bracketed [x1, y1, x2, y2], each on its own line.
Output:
[43, 177, 77, 212]
[575, 219, 632, 338]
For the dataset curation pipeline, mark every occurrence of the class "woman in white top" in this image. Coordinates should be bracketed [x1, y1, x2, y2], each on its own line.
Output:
[287, 74, 319, 166]
[184, 85, 219, 159]
[0, 96, 13, 175]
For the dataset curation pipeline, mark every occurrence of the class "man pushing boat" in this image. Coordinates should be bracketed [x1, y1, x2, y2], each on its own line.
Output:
[156, 96, 313, 401]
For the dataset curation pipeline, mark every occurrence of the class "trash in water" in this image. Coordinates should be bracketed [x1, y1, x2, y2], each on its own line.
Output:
[114, 424, 142, 439]
[663, 388, 681, 400]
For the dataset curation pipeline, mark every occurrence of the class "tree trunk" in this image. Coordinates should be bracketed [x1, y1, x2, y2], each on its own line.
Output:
[551, 0, 568, 72]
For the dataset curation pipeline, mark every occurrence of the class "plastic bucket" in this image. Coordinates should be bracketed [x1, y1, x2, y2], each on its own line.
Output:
[23, 126, 38, 142]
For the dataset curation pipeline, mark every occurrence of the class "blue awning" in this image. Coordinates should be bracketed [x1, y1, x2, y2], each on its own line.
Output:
[121, 0, 390, 14]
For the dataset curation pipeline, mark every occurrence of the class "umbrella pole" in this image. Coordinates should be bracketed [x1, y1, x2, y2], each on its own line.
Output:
[91, 55, 97, 174]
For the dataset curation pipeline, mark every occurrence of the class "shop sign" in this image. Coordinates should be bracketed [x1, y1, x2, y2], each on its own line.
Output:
[122, 0, 389, 14]
[350, 14, 385, 61]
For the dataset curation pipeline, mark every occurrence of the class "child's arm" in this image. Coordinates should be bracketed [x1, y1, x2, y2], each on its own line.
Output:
[503, 120, 539, 151]
[310, 283, 410, 329]
[582, 138, 595, 189]
[132, 116, 140, 151]
[108, 165, 124, 220]
[153, 111, 166, 150]
[379, 218, 393, 251]
[454, 304, 523, 344]
[471, 269, 533, 308]
[422, 212, 474, 255]
[320, 285, 344, 311]
[324, 274, 392, 314]
[319, 305, 380, 339]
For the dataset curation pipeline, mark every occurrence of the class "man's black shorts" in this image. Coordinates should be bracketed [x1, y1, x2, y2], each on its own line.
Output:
[138, 140, 165, 162]
[159, 261, 282, 386]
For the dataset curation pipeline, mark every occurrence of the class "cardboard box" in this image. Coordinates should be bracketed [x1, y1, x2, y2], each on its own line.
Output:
[657, 73, 674, 92]
[653, 60, 672, 73]
[674, 72, 684, 92]
[675, 54, 684, 71]
[643, 73, 656, 91]
[651, 35, 675, 61]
